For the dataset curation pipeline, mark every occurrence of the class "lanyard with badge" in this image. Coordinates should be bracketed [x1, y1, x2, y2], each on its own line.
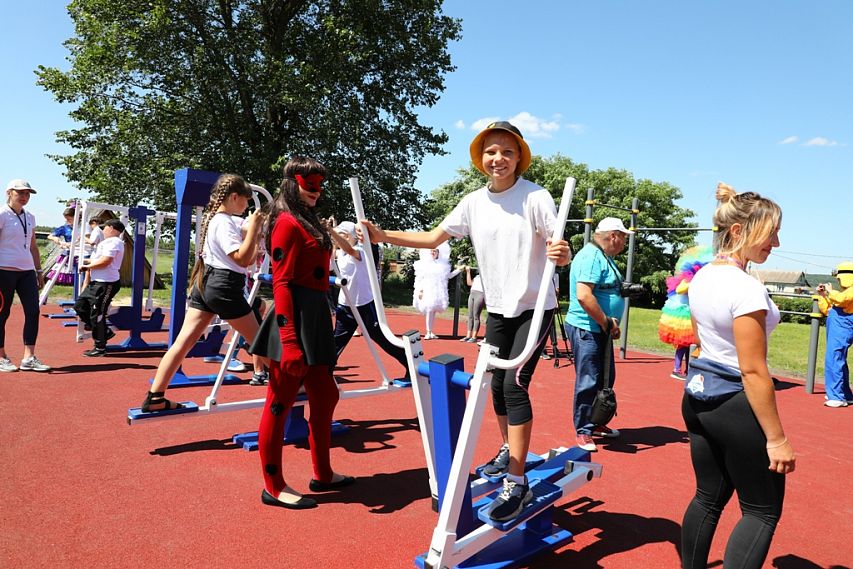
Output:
[14, 209, 29, 249]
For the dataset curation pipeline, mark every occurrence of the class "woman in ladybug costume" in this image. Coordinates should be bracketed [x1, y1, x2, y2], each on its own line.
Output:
[252, 156, 353, 510]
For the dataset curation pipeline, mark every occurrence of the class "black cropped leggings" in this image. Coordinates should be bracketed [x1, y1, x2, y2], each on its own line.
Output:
[0, 269, 40, 348]
[487, 308, 553, 425]
[681, 391, 785, 569]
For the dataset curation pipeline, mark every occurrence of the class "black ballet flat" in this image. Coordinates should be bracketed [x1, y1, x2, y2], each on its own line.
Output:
[261, 489, 317, 510]
[308, 476, 356, 492]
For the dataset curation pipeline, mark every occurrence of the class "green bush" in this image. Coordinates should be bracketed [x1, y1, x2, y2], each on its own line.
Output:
[772, 296, 818, 325]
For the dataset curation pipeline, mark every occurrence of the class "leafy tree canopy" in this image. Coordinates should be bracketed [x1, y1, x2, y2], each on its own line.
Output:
[423, 154, 699, 304]
[37, 0, 461, 228]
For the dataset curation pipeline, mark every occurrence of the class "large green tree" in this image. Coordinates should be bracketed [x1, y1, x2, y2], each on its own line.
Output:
[423, 155, 699, 304]
[37, 0, 460, 228]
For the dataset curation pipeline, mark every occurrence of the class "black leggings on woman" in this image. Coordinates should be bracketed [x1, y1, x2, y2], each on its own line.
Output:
[681, 391, 785, 569]
[0, 269, 40, 348]
[487, 308, 553, 425]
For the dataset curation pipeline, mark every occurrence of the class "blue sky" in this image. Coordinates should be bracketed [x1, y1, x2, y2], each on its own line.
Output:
[2, 1, 850, 273]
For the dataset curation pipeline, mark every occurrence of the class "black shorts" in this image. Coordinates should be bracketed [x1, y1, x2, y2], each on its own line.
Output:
[188, 267, 253, 320]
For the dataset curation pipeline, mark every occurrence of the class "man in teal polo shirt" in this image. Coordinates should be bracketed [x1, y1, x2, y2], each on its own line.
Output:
[566, 217, 633, 452]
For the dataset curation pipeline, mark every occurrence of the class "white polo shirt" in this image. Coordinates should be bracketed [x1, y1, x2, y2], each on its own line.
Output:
[202, 213, 246, 274]
[0, 205, 36, 270]
[336, 244, 374, 307]
[90, 236, 125, 282]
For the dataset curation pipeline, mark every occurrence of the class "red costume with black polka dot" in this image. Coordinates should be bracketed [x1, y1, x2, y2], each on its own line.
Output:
[258, 212, 340, 494]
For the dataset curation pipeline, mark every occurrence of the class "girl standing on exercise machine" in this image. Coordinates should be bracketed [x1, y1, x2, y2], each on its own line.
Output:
[360, 121, 571, 523]
[139, 173, 264, 412]
[252, 156, 353, 510]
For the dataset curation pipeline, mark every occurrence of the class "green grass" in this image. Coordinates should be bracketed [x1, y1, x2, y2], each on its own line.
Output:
[41, 249, 825, 380]
[622, 306, 825, 380]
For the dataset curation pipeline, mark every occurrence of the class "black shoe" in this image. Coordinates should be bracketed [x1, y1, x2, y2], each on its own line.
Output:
[308, 475, 355, 492]
[482, 443, 511, 477]
[261, 489, 317, 510]
[83, 347, 107, 357]
[249, 371, 268, 386]
[487, 477, 533, 522]
[105, 328, 116, 342]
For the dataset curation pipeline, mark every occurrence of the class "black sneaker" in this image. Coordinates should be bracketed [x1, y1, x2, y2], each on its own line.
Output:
[487, 477, 533, 522]
[105, 328, 116, 342]
[249, 371, 269, 386]
[83, 347, 107, 357]
[482, 443, 511, 477]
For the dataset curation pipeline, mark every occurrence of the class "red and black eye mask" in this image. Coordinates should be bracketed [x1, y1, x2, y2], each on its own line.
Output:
[294, 173, 324, 193]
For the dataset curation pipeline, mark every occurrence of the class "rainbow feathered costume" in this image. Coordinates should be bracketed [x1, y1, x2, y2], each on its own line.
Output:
[658, 245, 713, 348]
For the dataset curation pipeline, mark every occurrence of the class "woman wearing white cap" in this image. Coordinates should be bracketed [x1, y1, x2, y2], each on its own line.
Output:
[360, 121, 571, 523]
[0, 179, 50, 372]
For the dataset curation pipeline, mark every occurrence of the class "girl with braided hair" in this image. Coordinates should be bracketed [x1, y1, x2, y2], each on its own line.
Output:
[140, 173, 263, 412]
[250, 156, 353, 510]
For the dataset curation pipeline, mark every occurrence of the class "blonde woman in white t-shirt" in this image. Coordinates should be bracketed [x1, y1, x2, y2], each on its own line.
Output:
[360, 121, 571, 523]
[681, 183, 795, 569]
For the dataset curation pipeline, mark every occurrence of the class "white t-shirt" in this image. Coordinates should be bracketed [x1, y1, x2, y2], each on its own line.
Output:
[336, 244, 374, 307]
[90, 236, 125, 282]
[689, 263, 781, 370]
[470, 274, 483, 293]
[0, 205, 36, 270]
[202, 213, 246, 274]
[440, 177, 557, 317]
[86, 225, 104, 254]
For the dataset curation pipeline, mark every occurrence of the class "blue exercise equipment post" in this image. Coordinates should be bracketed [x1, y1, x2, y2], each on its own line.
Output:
[106, 205, 169, 352]
[415, 350, 602, 569]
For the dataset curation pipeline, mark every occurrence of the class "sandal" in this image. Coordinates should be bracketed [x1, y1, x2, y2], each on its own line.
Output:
[141, 391, 185, 413]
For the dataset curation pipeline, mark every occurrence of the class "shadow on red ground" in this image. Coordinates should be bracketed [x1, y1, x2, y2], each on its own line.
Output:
[1, 307, 851, 568]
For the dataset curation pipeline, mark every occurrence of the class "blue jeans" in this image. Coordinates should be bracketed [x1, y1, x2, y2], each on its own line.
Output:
[567, 323, 616, 435]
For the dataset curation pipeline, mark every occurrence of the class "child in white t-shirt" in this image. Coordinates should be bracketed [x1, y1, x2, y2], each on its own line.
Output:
[360, 121, 571, 523]
[75, 219, 126, 356]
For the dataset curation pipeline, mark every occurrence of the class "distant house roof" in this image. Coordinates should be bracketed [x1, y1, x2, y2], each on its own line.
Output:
[748, 270, 807, 285]
[804, 273, 840, 288]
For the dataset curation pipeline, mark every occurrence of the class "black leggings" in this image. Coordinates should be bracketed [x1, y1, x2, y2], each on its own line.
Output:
[0, 269, 40, 348]
[487, 308, 553, 425]
[681, 391, 785, 569]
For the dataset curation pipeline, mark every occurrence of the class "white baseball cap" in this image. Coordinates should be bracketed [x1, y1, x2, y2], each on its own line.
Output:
[596, 217, 633, 234]
[5, 179, 37, 193]
[335, 221, 357, 239]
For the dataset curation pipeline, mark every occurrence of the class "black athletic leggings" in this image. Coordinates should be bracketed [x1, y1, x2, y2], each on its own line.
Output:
[0, 269, 40, 348]
[487, 308, 553, 425]
[681, 391, 786, 569]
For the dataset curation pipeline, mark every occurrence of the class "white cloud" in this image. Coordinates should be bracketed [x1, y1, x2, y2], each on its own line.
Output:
[466, 112, 583, 139]
[778, 135, 798, 145]
[470, 116, 501, 132]
[507, 111, 559, 139]
[454, 119, 465, 129]
[803, 137, 839, 147]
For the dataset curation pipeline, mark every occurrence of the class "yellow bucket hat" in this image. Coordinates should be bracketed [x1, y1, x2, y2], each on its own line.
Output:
[469, 121, 532, 177]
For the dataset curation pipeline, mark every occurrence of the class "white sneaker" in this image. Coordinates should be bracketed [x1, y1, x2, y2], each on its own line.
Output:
[0, 357, 18, 372]
[227, 359, 247, 372]
[19, 356, 51, 372]
[824, 399, 848, 408]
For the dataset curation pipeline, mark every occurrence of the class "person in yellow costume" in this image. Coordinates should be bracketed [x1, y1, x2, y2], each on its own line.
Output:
[817, 261, 853, 407]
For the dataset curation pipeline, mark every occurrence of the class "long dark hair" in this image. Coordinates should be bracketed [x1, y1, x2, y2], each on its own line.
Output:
[189, 173, 253, 292]
[265, 156, 332, 251]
